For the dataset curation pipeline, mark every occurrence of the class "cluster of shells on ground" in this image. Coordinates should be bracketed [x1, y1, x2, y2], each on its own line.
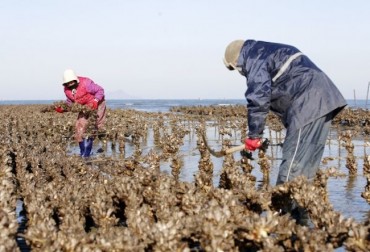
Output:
[1, 103, 370, 251]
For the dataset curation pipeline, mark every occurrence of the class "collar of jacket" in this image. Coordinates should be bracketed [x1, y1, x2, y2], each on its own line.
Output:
[236, 40, 257, 75]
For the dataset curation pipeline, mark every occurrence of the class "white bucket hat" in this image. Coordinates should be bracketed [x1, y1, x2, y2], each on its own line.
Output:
[63, 69, 79, 85]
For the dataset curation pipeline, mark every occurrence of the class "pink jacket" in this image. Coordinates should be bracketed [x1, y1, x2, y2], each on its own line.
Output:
[64, 77, 105, 106]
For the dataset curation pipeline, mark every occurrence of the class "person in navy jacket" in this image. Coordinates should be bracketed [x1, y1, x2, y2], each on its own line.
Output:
[223, 39, 347, 223]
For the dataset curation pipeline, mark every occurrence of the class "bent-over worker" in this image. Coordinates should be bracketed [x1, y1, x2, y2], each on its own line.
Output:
[223, 39, 347, 223]
[56, 69, 106, 157]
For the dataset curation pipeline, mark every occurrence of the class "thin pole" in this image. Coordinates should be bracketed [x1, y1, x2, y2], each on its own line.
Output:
[366, 82, 370, 109]
[354, 89, 357, 107]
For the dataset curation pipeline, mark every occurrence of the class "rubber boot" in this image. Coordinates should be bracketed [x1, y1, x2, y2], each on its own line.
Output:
[82, 138, 94, 157]
[79, 141, 85, 156]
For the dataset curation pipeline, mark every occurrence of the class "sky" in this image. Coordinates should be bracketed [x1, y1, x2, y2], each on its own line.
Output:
[1, 0, 370, 100]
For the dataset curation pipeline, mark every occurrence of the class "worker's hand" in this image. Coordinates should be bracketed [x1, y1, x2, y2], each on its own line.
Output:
[89, 99, 99, 110]
[245, 137, 262, 151]
[55, 106, 64, 113]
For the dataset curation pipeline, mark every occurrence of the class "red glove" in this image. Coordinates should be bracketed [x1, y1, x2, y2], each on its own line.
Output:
[89, 99, 99, 110]
[55, 106, 64, 113]
[245, 138, 262, 151]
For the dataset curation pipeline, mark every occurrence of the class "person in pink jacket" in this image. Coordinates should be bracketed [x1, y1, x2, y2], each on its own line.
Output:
[56, 69, 106, 157]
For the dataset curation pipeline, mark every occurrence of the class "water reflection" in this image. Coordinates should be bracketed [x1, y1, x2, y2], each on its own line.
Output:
[346, 175, 356, 193]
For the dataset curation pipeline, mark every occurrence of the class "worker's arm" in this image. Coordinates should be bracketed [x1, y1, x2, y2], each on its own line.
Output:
[245, 62, 272, 139]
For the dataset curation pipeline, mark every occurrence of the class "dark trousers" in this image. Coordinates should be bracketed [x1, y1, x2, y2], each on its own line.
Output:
[276, 112, 333, 185]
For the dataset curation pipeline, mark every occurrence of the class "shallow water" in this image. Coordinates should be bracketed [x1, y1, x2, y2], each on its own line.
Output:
[67, 123, 370, 225]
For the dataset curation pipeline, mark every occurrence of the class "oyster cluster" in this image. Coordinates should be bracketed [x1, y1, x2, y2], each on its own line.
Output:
[0, 103, 369, 251]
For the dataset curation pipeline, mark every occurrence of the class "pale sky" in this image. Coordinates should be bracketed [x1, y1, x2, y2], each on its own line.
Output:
[1, 0, 370, 100]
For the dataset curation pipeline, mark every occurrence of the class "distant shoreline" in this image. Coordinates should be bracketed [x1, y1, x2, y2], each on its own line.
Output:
[0, 99, 367, 110]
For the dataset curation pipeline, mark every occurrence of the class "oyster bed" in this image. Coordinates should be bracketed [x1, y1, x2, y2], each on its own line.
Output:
[1, 104, 370, 251]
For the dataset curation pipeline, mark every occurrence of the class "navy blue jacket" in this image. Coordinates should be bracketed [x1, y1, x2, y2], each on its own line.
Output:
[236, 40, 347, 138]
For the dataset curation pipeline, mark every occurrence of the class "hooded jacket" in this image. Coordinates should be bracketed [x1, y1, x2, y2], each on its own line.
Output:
[236, 40, 347, 138]
[64, 77, 105, 106]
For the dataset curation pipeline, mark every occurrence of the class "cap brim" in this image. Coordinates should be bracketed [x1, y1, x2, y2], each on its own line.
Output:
[223, 58, 236, 71]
